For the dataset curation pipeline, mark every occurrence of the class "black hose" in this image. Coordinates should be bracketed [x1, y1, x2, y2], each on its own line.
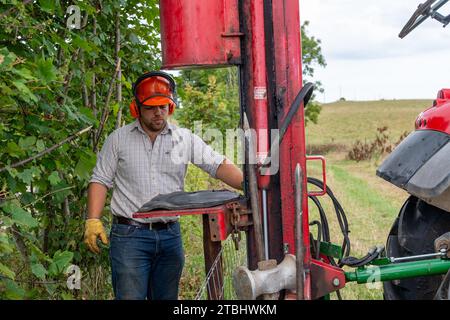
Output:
[307, 177, 387, 282]
[309, 220, 322, 260]
[307, 177, 351, 267]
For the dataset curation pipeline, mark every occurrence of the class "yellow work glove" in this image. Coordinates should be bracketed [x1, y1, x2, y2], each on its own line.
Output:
[84, 219, 109, 254]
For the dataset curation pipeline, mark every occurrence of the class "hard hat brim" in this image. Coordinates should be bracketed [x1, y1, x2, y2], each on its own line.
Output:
[141, 96, 172, 106]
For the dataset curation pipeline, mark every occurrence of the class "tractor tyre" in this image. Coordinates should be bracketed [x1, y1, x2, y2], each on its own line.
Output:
[383, 195, 450, 300]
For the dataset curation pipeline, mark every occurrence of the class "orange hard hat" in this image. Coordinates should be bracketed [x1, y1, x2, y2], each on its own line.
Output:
[130, 71, 177, 117]
[136, 76, 174, 107]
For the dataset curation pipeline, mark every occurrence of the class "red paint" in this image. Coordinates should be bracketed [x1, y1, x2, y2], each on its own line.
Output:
[416, 89, 450, 134]
[133, 206, 227, 218]
[272, 0, 311, 299]
[160, 0, 241, 69]
[306, 156, 327, 197]
[310, 259, 346, 299]
[133, 205, 230, 241]
[250, 0, 270, 189]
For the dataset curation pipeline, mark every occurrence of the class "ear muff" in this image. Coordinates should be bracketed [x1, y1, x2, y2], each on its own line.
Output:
[129, 100, 140, 118]
[131, 71, 178, 117]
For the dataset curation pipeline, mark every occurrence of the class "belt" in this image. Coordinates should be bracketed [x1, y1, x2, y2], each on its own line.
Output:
[113, 216, 175, 230]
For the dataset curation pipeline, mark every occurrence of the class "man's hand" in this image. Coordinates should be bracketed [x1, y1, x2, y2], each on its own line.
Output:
[435, 232, 450, 258]
[84, 218, 109, 254]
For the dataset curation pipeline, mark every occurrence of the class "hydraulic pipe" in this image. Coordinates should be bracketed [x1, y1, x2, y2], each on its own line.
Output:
[295, 164, 305, 299]
[345, 259, 450, 284]
[262, 190, 269, 260]
[244, 113, 265, 263]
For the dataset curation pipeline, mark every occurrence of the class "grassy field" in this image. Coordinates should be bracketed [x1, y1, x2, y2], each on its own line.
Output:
[306, 99, 432, 299]
[179, 99, 434, 300]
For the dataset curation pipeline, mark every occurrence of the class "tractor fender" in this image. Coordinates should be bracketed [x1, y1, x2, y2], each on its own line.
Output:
[377, 129, 450, 211]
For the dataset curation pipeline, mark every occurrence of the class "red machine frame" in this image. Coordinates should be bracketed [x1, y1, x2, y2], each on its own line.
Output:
[133, 0, 347, 300]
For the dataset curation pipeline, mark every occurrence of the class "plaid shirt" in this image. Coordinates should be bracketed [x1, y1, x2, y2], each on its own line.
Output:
[90, 120, 225, 223]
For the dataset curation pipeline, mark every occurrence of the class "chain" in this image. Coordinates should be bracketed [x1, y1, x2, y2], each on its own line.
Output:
[229, 203, 241, 251]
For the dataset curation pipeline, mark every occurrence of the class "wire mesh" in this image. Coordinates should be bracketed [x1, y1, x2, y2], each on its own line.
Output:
[195, 233, 247, 300]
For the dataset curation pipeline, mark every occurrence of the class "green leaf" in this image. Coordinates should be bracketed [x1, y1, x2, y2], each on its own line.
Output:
[74, 150, 97, 181]
[0, 234, 14, 254]
[16, 167, 41, 185]
[0, 263, 15, 280]
[11, 67, 36, 80]
[18, 136, 37, 149]
[0, 48, 16, 70]
[72, 35, 94, 53]
[129, 33, 140, 45]
[48, 171, 61, 186]
[29, 242, 52, 263]
[36, 58, 57, 84]
[122, 75, 131, 90]
[6, 141, 25, 158]
[79, 106, 97, 124]
[4, 279, 26, 300]
[49, 250, 73, 275]
[31, 263, 48, 280]
[61, 292, 74, 300]
[0, 216, 13, 228]
[36, 140, 46, 152]
[2, 202, 38, 228]
[112, 103, 119, 117]
[39, 0, 55, 13]
[12, 80, 38, 103]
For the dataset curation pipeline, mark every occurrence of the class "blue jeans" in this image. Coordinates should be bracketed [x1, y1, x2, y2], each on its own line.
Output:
[109, 221, 185, 300]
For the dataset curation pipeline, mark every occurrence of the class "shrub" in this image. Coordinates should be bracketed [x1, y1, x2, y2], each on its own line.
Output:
[347, 127, 408, 162]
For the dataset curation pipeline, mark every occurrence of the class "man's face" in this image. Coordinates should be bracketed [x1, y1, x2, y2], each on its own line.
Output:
[139, 104, 170, 132]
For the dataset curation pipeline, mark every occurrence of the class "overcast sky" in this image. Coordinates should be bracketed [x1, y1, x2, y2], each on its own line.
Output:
[299, 0, 450, 103]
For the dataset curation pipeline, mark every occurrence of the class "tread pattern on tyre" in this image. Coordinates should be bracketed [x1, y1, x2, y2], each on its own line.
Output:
[383, 196, 450, 300]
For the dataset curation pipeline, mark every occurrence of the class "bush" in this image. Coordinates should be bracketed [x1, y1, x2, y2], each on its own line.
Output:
[347, 127, 408, 162]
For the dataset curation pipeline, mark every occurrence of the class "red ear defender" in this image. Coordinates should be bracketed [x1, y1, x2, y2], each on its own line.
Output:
[129, 100, 140, 118]
[168, 102, 175, 115]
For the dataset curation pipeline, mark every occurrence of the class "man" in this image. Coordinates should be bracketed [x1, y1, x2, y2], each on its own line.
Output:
[84, 71, 243, 300]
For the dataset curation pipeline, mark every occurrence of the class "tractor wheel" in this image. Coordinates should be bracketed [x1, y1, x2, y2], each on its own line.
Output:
[383, 196, 450, 300]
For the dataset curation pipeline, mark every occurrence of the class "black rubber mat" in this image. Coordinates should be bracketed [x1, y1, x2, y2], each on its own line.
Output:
[137, 190, 243, 212]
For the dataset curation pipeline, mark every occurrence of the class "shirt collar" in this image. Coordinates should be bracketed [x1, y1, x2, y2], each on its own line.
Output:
[130, 119, 175, 135]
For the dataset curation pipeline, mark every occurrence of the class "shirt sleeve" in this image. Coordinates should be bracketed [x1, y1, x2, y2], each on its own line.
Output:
[189, 131, 225, 178]
[89, 130, 119, 189]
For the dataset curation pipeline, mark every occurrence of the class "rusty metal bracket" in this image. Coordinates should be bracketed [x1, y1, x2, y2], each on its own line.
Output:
[201, 200, 252, 243]
[310, 259, 346, 299]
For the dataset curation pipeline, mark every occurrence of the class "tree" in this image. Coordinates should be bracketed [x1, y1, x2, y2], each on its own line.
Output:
[0, 0, 161, 299]
[301, 20, 327, 124]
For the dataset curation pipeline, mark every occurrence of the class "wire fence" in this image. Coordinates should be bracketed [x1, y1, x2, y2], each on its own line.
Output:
[195, 233, 247, 300]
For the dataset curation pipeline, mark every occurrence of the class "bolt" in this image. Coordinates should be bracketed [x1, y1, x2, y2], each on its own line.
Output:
[332, 278, 340, 287]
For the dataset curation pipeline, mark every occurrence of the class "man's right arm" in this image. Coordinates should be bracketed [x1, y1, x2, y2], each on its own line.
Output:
[85, 182, 109, 254]
[87, 182, 108, 219]
[84, 131, 119, 254]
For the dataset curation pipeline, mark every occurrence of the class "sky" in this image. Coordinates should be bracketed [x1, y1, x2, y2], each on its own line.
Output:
[299, 0, 450, 103]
